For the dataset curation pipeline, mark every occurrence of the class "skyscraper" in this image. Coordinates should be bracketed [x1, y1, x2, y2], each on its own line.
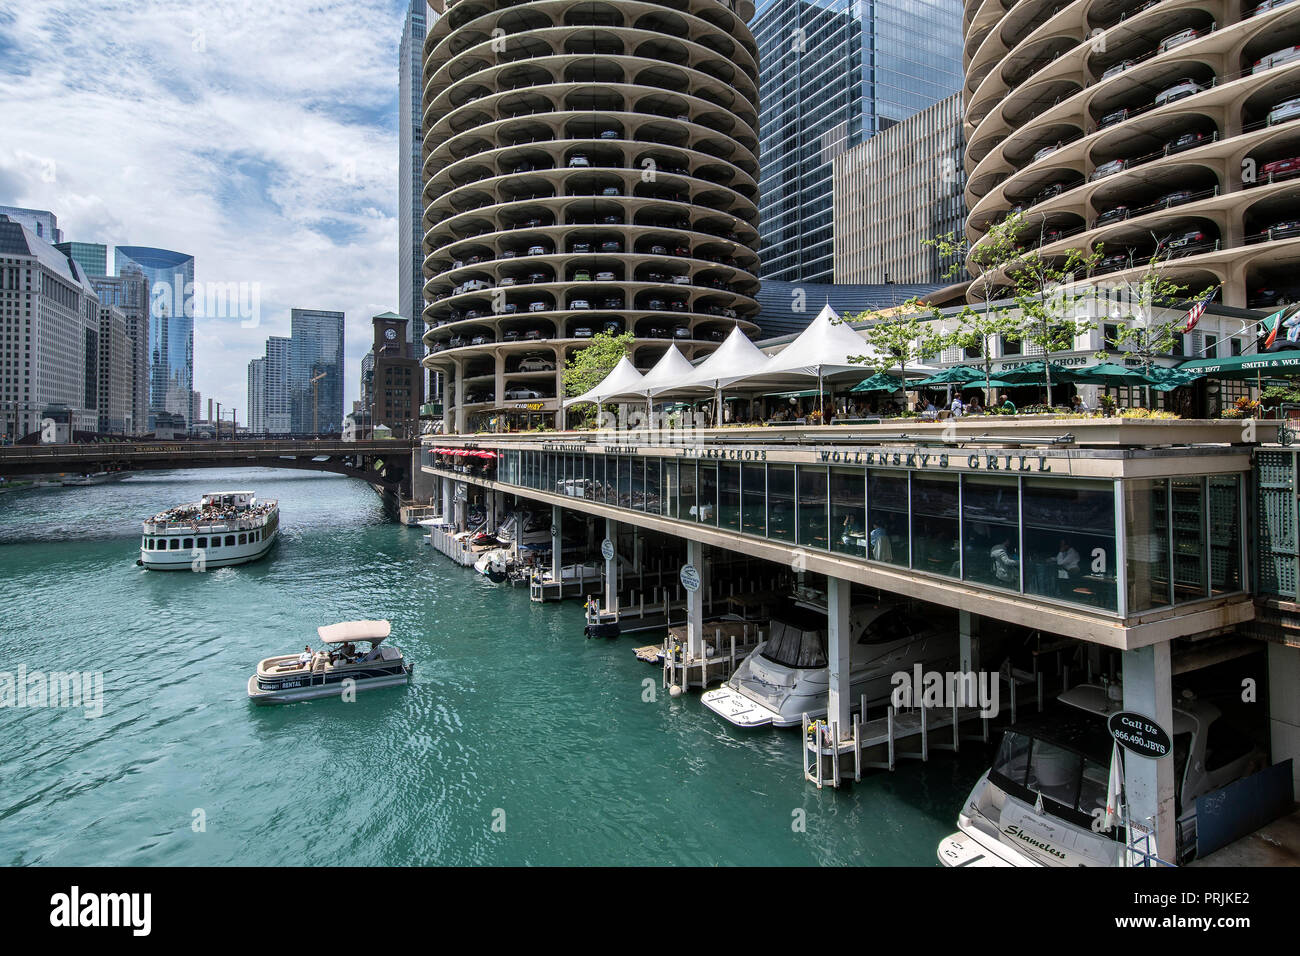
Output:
[97, 304, 134, 434]
[0, 217, 99, 439]
[399, 1, 428, 353]
[0, 205, 62, 244]
[55, 241, 108, 278]
[264, 336, 292, 435]
[115, 245, 195, 430]
[91, 268, 150, 436]
[289, 309, 344, 435]
[247, 357, 266, 435]
[753, 0, 964, 283]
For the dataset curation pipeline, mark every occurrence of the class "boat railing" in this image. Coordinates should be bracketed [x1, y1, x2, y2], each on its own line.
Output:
[143, 511, 276, 534]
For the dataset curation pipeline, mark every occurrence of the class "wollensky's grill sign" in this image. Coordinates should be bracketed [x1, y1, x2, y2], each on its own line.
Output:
[1107, 711, 1173, 759]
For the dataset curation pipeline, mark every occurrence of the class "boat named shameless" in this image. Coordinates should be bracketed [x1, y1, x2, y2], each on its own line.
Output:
[247, 620, 413, 704]
[139, 490, 278, 570]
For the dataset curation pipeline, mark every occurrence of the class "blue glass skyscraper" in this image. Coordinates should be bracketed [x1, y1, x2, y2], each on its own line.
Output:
[289, 308, 344, 435]
[753, 0, 963, 283]
[115, 245, 195, 430]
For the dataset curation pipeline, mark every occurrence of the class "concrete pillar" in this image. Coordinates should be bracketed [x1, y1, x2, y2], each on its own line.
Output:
[441, 475, 453, 523]
[1122, 641, 1176, 865]
[605, 517, 618, 612]
[454, 363, 466, 435]
[1268, 643, 1300, 796]
[492, 489, 504, 528]
[411, 448, 435, 501]
[686, 538, 703, 659]
[827, 576, 852, 733]
[959, 609, 981, 674]
[551, 504, 562, 581]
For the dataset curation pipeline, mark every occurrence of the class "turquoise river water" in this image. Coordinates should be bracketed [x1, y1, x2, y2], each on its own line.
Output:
[0, 468, 992, 866]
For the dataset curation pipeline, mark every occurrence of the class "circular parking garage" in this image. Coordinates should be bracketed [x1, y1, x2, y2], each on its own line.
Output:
[963, 0, 1300, 305]
[420, 0, 762, 432]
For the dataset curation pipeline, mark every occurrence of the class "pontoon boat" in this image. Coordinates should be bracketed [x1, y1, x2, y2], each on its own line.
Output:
[247, 620, 413, 704]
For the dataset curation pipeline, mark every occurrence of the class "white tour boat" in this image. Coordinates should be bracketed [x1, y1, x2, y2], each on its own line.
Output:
[247, 620, 413, 704]
[139, 490, 279, 570]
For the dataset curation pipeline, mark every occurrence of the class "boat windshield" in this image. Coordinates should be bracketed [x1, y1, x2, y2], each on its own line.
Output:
[760, 618, 827, 668]
[990, 729, 1111, 824]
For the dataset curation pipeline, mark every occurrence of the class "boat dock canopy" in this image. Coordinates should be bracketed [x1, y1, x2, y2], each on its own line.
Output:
[317, 620, 392, 644]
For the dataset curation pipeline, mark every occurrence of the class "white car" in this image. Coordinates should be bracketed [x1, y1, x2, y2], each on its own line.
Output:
[1155, 78, 1204, 107]
[517, 355, 553, 372]
[1089, 158, 1126, 180]
[1254, 45, 1300, 74]
[595, 271, 616, 281]
[1101, 59, 1135, 80]
[1158, 27, 1200, 53]
[1269, 96, 1300, 125]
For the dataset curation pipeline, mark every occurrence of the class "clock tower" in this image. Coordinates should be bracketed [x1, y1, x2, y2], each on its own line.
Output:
[369, 311, 423, 437]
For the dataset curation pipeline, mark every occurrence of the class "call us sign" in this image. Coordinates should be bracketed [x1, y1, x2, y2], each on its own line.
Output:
[1107, 711, 1173, 759]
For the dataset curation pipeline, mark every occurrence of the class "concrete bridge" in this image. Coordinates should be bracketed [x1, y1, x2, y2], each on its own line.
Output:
[0, 438, 419, 495]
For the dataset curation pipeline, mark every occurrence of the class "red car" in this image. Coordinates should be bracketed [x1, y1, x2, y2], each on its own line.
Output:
[1262, 155, 1300, 180]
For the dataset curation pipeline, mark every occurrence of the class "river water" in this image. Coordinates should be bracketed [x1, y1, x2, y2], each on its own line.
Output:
[0, 468, 989, 865]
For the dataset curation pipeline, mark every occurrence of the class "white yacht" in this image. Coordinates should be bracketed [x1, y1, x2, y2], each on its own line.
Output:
[701, 601, 959, 728]
[247, 620, 413, 704]
[139, 490, 278, 570]
[937, 684, 1266, 867]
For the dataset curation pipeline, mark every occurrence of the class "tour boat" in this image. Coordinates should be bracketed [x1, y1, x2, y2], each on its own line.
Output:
[247, 620, 413, 704]
[701, 601, 960, 728]
[937, 684, 1266, 867]
[138, 490, 279, 570]
[63, 470, 126, 486]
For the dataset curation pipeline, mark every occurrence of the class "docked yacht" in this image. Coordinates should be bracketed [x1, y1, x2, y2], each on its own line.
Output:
[937, 683, 1266, 867]
[496, 510, 551, 546]
[247, 620, 413, 704]
[701, 601, 959, 728]
[139, 490, 278, 570]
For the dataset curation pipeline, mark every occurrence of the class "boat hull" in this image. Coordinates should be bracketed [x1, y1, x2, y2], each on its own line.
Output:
[247, 666, 413, 704]
[140, 527, 278, 570]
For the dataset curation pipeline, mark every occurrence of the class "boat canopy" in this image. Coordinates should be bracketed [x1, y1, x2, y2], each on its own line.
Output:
[317, 620, 392, 645]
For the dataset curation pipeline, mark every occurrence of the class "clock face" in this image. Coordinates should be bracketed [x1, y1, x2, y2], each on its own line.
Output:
[384, 328, 397, 340]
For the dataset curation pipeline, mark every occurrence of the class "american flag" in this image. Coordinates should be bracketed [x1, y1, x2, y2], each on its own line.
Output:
[1181, 288, 1216, 334]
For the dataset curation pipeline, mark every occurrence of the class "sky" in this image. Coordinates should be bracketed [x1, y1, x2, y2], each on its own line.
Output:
[0, 0, 420, 419]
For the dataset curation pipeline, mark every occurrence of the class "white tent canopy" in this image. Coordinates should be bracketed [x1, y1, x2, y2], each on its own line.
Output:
[563, 355, 644, 407]
[669, 325, 772, 393]
[749, 303, 878, 382]
[617, 344, 694, 400]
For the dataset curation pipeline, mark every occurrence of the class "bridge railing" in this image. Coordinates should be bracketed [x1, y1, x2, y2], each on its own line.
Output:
[0, 438, 418, 461]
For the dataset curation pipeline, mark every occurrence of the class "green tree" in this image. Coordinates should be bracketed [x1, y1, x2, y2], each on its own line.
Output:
[843, 297, 944, 382]
[926, 212, 1025, 400]
[1096, 247, 1213, 369]
[1009, 222, 1102, 406]
[563, 330, 634, 426]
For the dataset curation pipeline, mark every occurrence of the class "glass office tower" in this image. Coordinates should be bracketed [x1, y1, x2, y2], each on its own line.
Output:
[399, 0, 428, 351]
[289, 309, 344, 435]
[753, 0, 963, 283]
[115, 245, 195, 430]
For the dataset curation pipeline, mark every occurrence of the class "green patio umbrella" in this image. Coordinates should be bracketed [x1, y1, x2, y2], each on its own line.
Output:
[996, 361, 1089, 386]
[849, 372, 906, 393]
[1146, 366, 1204, 392]
[1072, 362, 1155, 388]
[911, 366, 988, 387]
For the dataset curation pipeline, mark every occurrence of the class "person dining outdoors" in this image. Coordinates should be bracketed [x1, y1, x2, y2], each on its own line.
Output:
[950, 393, 965, 417]
[967, 394, 984, 415]
[999, 393, 1017, 414]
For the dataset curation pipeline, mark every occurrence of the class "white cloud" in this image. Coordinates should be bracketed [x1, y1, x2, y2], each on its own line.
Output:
[0, 0, 414, 420]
